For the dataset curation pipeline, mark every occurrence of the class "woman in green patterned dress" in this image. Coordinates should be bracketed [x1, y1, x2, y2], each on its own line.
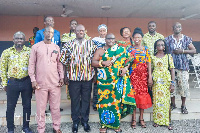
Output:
[151, 39, 175, 130]
[92, 33, 136, 133]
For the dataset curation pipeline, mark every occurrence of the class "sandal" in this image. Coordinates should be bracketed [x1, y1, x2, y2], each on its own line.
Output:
[181, 106, 188, 114]
[114, 129, 122, 133]
[139, 119, 146, 128]
[153, 123, 159, 127]
[131, 116, 136, 129]
[99, 128, 107, 133]
[171, 104, 177, 111]
[168, 124, 173, 130]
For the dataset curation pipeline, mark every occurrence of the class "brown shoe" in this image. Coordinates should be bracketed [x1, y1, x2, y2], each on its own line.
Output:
[53, 128, 62, 133]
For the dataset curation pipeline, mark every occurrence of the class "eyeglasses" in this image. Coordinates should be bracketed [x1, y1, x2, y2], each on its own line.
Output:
[156, 44, 165, 47]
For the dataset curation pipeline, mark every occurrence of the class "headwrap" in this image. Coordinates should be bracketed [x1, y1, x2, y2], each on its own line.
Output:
[98, 24, 107, 32]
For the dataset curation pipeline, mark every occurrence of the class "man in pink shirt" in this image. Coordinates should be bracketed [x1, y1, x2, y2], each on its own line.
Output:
[28, 26, 64, 133]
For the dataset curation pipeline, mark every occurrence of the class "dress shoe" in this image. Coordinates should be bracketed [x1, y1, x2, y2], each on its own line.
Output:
[53, 128, 62, 133]
[72, 123, 79, 133]
[81, 122, 91, 132]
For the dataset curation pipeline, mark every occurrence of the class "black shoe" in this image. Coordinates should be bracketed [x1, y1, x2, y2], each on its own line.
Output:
[22, 128, 33, 133]
[72, 123, 79, 133]
[81, 122, 91, 132]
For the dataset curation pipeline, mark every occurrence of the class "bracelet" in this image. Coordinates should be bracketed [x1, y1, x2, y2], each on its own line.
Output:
[182, 49, 184, 54]
[99, 60, 103, 67]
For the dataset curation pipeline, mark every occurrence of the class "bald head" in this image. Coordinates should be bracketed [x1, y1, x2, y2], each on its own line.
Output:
[105, 33, 115, 47]
[105, 33, 115, 39]
[75, 24, 86, 39]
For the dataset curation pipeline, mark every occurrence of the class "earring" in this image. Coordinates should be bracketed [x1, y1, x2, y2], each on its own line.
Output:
[164, 48, 165, 50]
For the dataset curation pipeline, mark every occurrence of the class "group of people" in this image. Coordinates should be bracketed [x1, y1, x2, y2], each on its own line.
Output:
[0, 15, 196, 133]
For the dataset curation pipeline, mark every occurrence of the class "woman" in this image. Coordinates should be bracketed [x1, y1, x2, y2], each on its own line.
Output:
[127, 27, 153, 128]
[117, 27, 133, 48]
[151, 39, 175, 130]
[92, 33, 136, 133]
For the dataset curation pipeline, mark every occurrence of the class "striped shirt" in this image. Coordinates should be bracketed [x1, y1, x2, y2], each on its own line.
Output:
[60, 39, 97, 81]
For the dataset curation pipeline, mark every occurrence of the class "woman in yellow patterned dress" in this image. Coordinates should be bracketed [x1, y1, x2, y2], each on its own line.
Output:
[151, 39, 175, 130]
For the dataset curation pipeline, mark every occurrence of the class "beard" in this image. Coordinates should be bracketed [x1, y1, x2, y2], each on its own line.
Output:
[15, 44, 24, 48]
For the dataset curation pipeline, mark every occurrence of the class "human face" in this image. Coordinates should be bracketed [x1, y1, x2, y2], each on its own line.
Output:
[173, 23, 182, 34]
[13, 33, 25, 48]
[44, 17, 54, 27]
[75, 25, 85, 39]
[105, 34, 115, 47]
[148, 22, 156, 34]
[122, 28, 131, 38]
[133, 33, 142, 45]
[99, 28, 107, 38]
[156, 40, 165, 51]
[44, 27, 54, 41]
[70, 20, 77, 30]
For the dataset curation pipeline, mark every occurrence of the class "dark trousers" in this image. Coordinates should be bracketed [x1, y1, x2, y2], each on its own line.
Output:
[68, 80, 92, 124]
[93, 82, 98, 108]
[6, 77, 33, 131]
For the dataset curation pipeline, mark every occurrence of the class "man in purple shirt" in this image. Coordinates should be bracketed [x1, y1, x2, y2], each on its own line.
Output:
[165, 22, 196, 114]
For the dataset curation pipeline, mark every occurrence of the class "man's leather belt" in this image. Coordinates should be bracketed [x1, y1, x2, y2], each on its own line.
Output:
[9, 76, 29, 82]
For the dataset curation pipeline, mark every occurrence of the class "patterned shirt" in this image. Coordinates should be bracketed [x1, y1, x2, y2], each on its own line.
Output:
[29, 36, 35, 48]
[61, 32, 91, 43]
[92, 37, 106, 48]
[60, 39, 97, 81]
[0, 45, 30, 87]
[142, 32, 164, 55]
[165, 34, 192, 71]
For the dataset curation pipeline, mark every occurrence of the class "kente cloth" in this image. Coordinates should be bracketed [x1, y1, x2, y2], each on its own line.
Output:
[97, 44, 136, 129]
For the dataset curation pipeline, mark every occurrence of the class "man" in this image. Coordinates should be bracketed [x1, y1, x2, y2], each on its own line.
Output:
[91, 24, 107, 111]
[61, 19, 90, 100]
[35, 16, 63, 112]
[92, 33, 136, 133]
[34, 16, 61, 47]
[29, 27, 39, 48]
[142, 21, 164, 101]
[143, 21, 164, 55]
[165, 22, 196, 114]
[28, 26, 64, 133]
[0, 31, 33, 133]
[60, 24, 96, 133]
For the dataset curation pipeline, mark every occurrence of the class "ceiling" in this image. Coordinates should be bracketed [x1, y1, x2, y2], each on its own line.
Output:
[0, 0, 200, 19]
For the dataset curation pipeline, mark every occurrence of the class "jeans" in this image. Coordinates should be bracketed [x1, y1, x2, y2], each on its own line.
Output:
[6, 77, 33, 131]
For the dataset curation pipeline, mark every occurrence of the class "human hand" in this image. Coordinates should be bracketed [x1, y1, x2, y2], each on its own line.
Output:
[32, 81, 40, 90]
[173, 48, 183, 54]
[64, 76, 69, 85]
[102, 60, 113, 67]
[119, 67, 127, 77]
[170, 85, 175, 93]
[148, 77, 153, 87]
[3, 86, 7, 92]
[58, 78, 64, 87]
